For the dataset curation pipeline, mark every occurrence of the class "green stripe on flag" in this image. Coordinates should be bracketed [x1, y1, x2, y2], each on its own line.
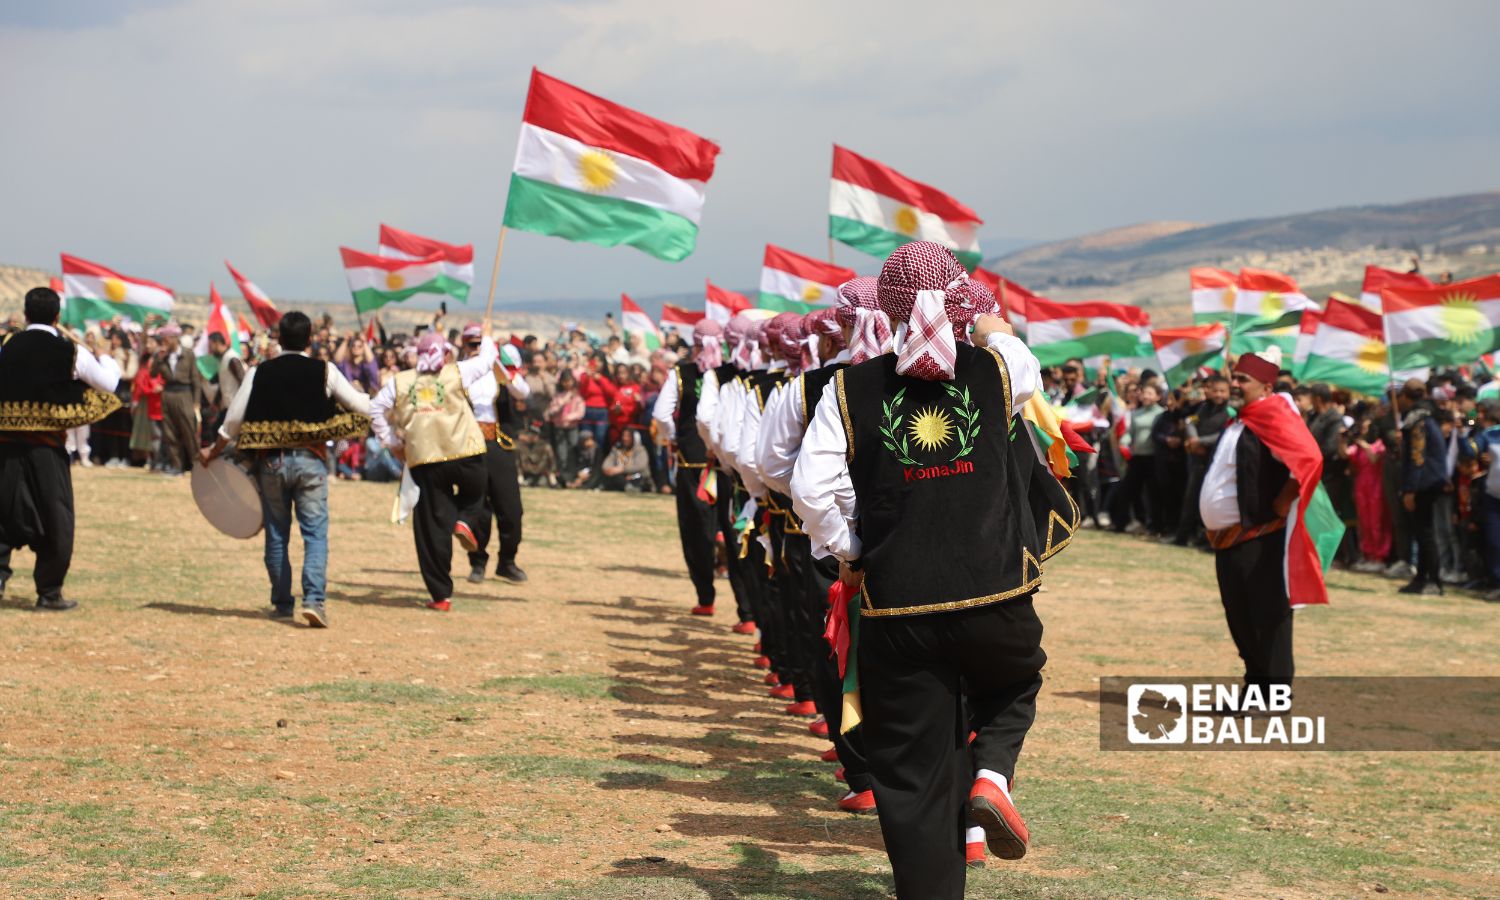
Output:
[350, 274, 472, 316]
[1298, 356, 1390, 397]
[62, 295, 166, 326]
[1304, 484, 1345, 575]
[756, 292, 817, 314]
[1389, 329, 1500, 372]
[1030, 332, 1151, 367]
[828, 215, 981, 271]
[503, 174, 700, 262]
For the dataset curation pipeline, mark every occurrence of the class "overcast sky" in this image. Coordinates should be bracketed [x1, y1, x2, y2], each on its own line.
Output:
[2, 0, 1497, 309]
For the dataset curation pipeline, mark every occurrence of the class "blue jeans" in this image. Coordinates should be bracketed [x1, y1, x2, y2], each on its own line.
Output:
[254, 450, 329, 610]
[581, 407, 609, 446]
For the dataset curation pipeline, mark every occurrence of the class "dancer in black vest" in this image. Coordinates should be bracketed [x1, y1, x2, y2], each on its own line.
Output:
[0, 287, 122, 610]
[651, 318, 726, 615]
[791, 243, 1076, 899]
[456, 325, 530, 584]
[203, 311, 372, 626]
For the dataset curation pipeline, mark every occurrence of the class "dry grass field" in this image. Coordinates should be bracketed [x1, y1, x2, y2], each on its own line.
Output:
[0, 468, 1496, 898]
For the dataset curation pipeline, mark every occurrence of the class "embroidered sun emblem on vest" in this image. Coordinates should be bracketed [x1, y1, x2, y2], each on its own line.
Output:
[881, 384, 981, 466]
[909, 407, 953, 451]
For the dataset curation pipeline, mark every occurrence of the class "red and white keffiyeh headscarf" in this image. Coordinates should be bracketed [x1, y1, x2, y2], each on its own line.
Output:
[765, 312, 807, 375]
[835, 276, 893, 365]
[691, 319, 725, 371]
[803, 307, 844, 369]
[877, 242, 997, 381]
[416, 332, 449, 374]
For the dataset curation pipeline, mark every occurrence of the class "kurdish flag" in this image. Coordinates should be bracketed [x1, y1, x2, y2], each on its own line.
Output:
[1384, 274, 1500, 371]
[1231, 267, 1317, 355]
[378, 224, 474, 302]
[971, 268, 1035, 338]
[1359, 265, 1431, 313]
[660, 303, 704, 341]
[758, 244, 855, 314]
[340, 248, 449, 315]
[194, 283, 241, 380]
[1152, 323, 1226, 388]
[1027, 297, 1152, 367]
[620, 294, 661, 351]
[705, 280, 752, 325]
[224, 261, 281, 328]
[1191, 267, 1237, 325]
[1291, 304, 1326, 376]
[1299, 295, 1389, 395]
[503, 69, 721, 262]
[60, 254, 174, 325]
[829, 145, 982, 270]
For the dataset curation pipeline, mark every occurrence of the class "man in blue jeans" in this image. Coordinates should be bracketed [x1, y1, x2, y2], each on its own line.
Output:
[202, 312, 371, 626]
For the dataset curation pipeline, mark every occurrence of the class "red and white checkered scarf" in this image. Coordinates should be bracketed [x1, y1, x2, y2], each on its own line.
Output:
[835, 276, 892, 365]
[691, 319, 724, 371]
[765, 312, 807, 375]
[877, 242, 996, 381]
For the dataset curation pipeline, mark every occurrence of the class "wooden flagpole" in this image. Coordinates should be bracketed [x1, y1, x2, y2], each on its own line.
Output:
[483, 226, 509, 329]
[828, 235, 836, 265]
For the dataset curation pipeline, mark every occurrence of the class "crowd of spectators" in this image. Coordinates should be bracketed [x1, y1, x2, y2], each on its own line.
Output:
[1050, 354, 1500, 601]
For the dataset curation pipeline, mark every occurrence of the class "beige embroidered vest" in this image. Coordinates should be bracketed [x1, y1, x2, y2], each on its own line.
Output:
[389, 364, 485, 467]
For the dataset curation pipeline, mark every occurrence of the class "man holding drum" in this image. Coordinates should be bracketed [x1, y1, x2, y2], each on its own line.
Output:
[202, 312, 371, 627]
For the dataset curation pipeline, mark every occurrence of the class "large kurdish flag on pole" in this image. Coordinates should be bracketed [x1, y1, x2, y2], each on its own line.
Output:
[1359, 265, 1431, 313]
[758, 244, 855, 314]
[1190, 267, 1237, 325]
[620, 294, 661, 351]
[971, 268, 1036, 339]
[503, 69, 721, 262]
[1152, 323, 1226, 388]
[1383, 274, 1500, 371]
[829, 145, 983, 270]
[1027, 297, 1152, 367]
[378, 224, 474, 302]
[341, 248, 449, 315]
[60, 254, 174, 325]
[1300, 295, 1390, 395]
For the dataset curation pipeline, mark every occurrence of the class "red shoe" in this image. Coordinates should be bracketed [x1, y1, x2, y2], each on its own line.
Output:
[753, 656, 771, 670]
[834, 766, 846, 783]
[837, 790, 876, 813]
[808, 717, 829, 738]
[966, 839, 986, 868]
[967, 777, 1029, 860]
[690, 604, 715, 616]
[426, 600, 452, 612]
[453, 521, 478, 553]
[785, 700, 817, 716]
[732, 621, 757, 635]
[769, 683, 795, 699]
[819, 746, 839, 763]
[763, 672, 780, 686]
[752, 639, 762, 652]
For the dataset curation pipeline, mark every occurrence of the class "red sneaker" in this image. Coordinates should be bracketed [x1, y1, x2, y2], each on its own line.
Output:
[453, 521, 478, 553]
[785, 700, 817, 716]
[732, 621, 757, 635]
[753, 656, 771, 670]
[834, 766, 846, 784]
[426, 600, 452, 612]
[837, 790, 876, 813]
[752, 639, 762, 652]
[966, 839, 986, 868]
[808, 718, 829, 738]
[967, 777, 1029, 860]
[769, 683, 795, 700]
[690, 604, 715, 616]
[763, 672, 780, 686]
[819, 746, 839, 763]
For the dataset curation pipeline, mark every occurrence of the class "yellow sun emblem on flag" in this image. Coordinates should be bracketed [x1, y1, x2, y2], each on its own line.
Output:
[1070, 318, 1090, 337]
[908, 406, 954, 452]
[1221, 284, 1237, 310]
[1184, 337, 1208, 354]
[578, 149, 619, 193]
[1355, 339, 1387, 373]
[1259, 291, 1284, 319]
[893, 206, 920, 235]
[386, 272, 405, 291]
[103, 277, 127, 303]
[1438, 293, 1486, 347]
[801, 282, 825, 302]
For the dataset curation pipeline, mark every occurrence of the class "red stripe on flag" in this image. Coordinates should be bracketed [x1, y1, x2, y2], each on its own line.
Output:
[831, 145, 981, 224]
[661, 302, 705, 325]
[621, 293, 649, 317]
[521, 68, 720, 182]
[59, 254, 173, 293]
[1320, 296, 1382, 341]
[340, 247, 444, 271]
[706, 281, 752, 313]
[378, 224, 473, 264]
[1190, 267, 1236, 290]
[1237, 267, 1300, 293]
[1380, 274, 1500, 314]
[1029, 296, 1151, 326]
[763, 244, 856, 286]
[1361, 265, 1432, 295]
[224, 260, 281, 329]
[972, 268, 1037, 318]
[1150, 322, 1225, 351]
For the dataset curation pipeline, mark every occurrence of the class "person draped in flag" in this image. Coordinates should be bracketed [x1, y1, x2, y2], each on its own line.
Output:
[454, 324, 531, 585]
[790, 242, 1075, 898]
[202, 312, 372, 627]
[370, 329, 497, 611]
[0, 287, 122, 611]
[650, 318, 728, 616]
[756, 302, 875, 814]
[1200, 346, 1328, 701]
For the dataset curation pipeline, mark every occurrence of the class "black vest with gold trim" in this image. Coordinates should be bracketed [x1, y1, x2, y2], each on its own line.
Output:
[836, 343, 1075, 618]
[238, 354, 370, 450]
[672, 361, 707, 467]
[0, 329, 121, 432]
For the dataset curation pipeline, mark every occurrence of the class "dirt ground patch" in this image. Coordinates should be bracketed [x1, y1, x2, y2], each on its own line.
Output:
[0, 468, 1495, 898]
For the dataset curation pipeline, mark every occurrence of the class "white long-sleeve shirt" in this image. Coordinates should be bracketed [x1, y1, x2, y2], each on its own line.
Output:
[757, 350, 853, 498]
[736, 378, 777, 498]
[4, 324, 121, 394]
[370, 337, 497, 449]
[218, 352, 371, 442]
[790, 334, 1041, 562]
[715, 378, 748, 473]
[650, 366, 682, 445]
[695, 368, 722, 452]
[467, 366, 531, 424]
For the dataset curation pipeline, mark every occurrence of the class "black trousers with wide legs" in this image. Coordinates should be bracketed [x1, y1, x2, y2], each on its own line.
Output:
[466, 439, 524, 572]
[1215, 531, 1294, 693]
[802, 553, 871, 793]
[672, 466, 717, 606]
[410, 456, 487, 603]
[0, 442, 74, 605]
[858, 597, 1046, 900]
[717, 479, 756, 623]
